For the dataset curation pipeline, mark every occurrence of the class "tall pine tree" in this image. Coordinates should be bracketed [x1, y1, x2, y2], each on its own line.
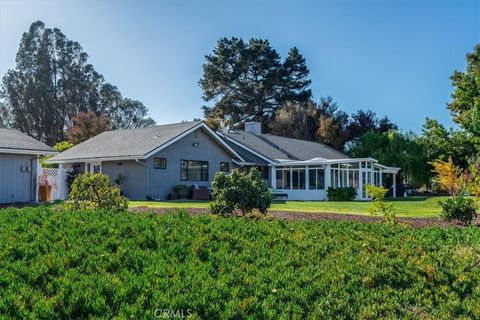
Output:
[199, 38, 312, 129]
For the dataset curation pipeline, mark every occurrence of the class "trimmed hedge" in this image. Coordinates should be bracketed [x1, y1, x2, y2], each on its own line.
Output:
[0, 207, 479, 318]
[327, 186, 357, 201]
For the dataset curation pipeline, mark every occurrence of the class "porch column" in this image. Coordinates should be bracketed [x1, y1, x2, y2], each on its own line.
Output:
[392, 173, 397, 198]
[270, 165, 275, 188]
[380, 169, 383, 187]
[324, 164, 331, 189]
[305, 166, 309, 190]
[85, 162, 88, 173]
[35, 157, 40, 203]
[346, 166, 350, 187]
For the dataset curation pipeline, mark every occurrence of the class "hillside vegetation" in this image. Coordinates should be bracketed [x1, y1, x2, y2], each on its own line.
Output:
[0, 206, 479, 319]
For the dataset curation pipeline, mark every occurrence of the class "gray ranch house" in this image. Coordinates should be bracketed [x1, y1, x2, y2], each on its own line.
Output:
[0, 128, 56, 204]
[48, 121, 400, 201]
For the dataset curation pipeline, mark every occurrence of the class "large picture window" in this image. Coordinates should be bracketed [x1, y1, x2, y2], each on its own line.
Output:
[181, 160, 209, 181]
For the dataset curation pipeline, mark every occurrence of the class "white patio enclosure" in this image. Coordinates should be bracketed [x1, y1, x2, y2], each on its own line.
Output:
[271, 158, 400, 201]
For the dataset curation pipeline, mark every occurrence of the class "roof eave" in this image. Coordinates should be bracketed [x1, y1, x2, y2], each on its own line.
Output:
[0, 148, 57, 156]
[46, 155, 146, 164]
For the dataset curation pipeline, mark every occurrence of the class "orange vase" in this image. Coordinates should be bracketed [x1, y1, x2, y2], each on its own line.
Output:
[40, 185, 52, 202]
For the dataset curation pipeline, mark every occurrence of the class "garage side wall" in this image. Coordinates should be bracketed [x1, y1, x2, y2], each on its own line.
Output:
[0, 153, 36, 204]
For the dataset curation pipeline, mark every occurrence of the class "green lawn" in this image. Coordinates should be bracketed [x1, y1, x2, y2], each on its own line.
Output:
[130, 196, 447, 218]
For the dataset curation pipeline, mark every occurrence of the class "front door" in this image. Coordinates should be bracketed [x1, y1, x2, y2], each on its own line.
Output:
[359, 170, 372, 200]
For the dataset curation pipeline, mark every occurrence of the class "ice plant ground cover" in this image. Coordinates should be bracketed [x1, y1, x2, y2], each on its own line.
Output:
[0, 206, 479, 319]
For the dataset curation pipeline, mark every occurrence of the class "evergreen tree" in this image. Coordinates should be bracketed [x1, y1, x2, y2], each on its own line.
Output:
[0, 21, 155, 145]
[200, 37, 312, 128]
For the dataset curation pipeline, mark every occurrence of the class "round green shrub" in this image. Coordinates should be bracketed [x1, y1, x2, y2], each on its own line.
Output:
[439, 196, 477, 225]
[210, 168, 272, 215]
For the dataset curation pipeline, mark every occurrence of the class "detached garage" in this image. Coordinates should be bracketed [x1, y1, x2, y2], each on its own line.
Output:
[0, 129, 56, 204]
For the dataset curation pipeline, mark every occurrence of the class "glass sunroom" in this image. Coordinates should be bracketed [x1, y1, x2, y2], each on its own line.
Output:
[270, 158, 400, 201]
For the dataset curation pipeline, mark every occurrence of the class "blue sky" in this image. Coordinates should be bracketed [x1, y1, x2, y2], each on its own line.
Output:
[1, 0, 479, 132]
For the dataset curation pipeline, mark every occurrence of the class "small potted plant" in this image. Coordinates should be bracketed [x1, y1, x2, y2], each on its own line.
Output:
[38, 171, 57, 202]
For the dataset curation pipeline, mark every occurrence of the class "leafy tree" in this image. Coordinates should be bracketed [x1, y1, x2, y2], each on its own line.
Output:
[431, 157, 465, 196]
[98, 84, 155, 130]
[419, 118, 451, 162]
[418, 118, 475, 171]
[314, 97, 350, 148]
[269, 97, 350, 147]
[53, 140, 74, 152]
[317, 113, 350, 149]
[200, 38, 311, 127]
[466, 158, 480, 198]
[269, 101, 317, 141]
[347, 130, 429, 187]
[347, 110, 397, 143]
[0, 21, 155, 145]
[67, 112, 111, 145]
[40, 140, 74, 168]
[448, 44, 480, 139]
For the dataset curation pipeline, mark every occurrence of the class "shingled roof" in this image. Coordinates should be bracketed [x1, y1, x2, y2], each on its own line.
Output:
[48, 121, 203, 163]
[0, 128, 55, 154]
[220, 130, 347, 163]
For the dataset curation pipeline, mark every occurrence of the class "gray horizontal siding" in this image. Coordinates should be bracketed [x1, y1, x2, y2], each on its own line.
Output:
[101, 160, 146, 200]
[145, 128, 234, 200]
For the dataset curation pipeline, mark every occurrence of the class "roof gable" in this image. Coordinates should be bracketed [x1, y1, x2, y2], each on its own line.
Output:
[48, 121, 244, 163]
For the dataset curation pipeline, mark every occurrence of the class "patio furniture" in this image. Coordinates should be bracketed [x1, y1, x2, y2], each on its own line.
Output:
[192, 185, 210, 200]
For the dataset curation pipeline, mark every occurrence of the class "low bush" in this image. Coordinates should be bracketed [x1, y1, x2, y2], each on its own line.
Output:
[0, 207, 479, 318]
[168, 184, 191, 200]
[327, 186, 357, 201]
[366, 184, 398, 223]
[210, 168, 272, 215]
[67, 173, 128, 212]
[439, 196, 477, 225]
